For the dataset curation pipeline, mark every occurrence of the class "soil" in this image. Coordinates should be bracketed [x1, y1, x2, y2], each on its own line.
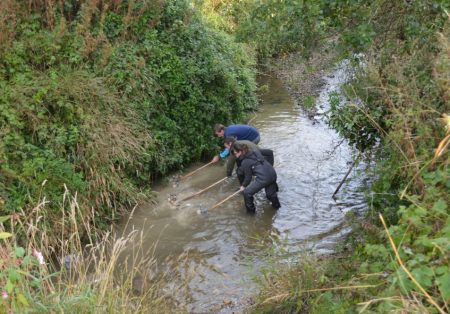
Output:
[265, 44, 338, 119]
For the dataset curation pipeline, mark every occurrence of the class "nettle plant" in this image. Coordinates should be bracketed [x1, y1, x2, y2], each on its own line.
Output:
[360, 168, 450, 312]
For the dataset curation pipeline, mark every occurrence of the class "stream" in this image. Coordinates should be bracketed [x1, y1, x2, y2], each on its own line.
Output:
[118, 62, 369, 313]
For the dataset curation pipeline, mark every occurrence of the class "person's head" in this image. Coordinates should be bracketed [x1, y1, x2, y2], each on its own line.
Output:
[223, 137, 236, 149]
[214, 124, 225, 138]
[232, 142, 249, 158]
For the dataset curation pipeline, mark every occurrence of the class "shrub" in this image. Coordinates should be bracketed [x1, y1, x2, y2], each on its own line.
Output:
[0, 0, 257, 245]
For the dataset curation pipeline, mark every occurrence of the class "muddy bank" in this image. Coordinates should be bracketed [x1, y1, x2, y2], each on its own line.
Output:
[265, 47, 338, 116]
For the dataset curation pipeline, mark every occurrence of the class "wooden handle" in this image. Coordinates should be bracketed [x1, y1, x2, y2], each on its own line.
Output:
[209, 190, 241, 210]
[179, 177, 228, 202]
[181, 160, 215, 180]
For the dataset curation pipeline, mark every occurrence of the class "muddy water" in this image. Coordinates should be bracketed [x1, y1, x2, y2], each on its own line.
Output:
[119, 64, 368, 313]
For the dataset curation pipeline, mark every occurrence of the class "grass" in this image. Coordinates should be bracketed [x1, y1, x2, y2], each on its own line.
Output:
[1, 0, 258, 257]
[247, 11, 449, 313]
[0, 189, 188, 313]
[248, 249, 368, 314]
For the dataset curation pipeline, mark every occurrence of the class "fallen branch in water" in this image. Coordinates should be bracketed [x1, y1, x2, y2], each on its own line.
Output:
[332, 155, 360, 198]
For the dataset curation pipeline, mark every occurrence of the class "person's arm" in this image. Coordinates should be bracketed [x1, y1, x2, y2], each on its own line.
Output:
[241, 161, 252, 187]
[211, 148, 230, 163]
[211, 155, 220, 163]
[219, 148, 230, 159]
[226, 154, 236, 177]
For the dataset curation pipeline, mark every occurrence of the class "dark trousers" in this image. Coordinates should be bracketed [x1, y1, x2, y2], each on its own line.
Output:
[243, 180, 280, 212]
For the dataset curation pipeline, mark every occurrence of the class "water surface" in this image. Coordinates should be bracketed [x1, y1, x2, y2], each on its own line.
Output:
[119, 63, 368, 313]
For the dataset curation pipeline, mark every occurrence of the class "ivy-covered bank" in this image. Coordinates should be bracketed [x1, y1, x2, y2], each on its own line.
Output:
[0, 0, 256, 241]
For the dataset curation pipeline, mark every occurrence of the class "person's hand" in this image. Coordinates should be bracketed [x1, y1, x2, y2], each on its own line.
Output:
[240, 186, 245, 192]
[211, 155, 220, 163]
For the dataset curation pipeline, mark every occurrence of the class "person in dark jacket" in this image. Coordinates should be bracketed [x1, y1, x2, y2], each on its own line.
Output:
[211, 123, 261, 163]
[223, 137, 274, 184]
[232, 143, 280, 213]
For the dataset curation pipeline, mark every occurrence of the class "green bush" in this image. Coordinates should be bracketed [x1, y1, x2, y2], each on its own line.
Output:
[232, 0, 327, 59]
[322, 0, 450, 311]
[0, 0, 257, 244]
[245, 0, 449, 312]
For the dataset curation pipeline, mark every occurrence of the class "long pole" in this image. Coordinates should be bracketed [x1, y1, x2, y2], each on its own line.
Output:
[209, 190, 241, 210]
[181, 160, 215, 180]
[179, 177, 228, 202]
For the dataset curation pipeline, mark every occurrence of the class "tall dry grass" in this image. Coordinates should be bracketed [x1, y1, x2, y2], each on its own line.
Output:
[0, 188, 187, 313]
[0, 0, 19, 49]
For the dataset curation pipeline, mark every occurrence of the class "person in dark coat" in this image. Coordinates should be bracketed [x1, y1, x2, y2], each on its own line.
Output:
[232, 143, 280, 213]
[223, 137, 274, 184]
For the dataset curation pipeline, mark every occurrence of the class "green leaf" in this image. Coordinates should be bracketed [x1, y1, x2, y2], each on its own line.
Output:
[17, 293, 29, 307]
[435, 266, 449, 275]
[437, 272, 450, 301]
[8, 268, 20, 283]
[0, 215, 10, 223]
[21, 256, 31, 267]
[411, 266, 433, 289]
[0, 232, 12, 239]
[441, 217, 450, 237]
[414, 236, 434, 248]
[394, 268, 414, 293]
[31, 278, 41, 288]
[431, 237, 450, 251]
[365, 244, 389, 259]
[15, 246, 25, 258]
[5, 279, 14, 293]
[432, 199, 447, 215]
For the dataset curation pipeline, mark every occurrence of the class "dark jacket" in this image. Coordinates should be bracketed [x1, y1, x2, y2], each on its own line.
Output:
[238, 150, 277, 187]
[226, 140, 259, 176]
